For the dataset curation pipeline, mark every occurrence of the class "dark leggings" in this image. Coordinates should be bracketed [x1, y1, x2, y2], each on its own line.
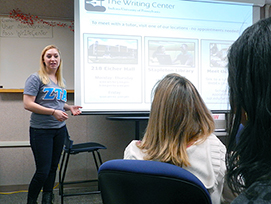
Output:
[27, 125, 67, 200]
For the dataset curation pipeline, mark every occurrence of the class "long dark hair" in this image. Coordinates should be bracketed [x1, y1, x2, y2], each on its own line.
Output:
[226, 17, 271, 194]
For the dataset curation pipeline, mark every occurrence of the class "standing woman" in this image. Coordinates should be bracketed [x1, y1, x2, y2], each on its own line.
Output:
[23, 45, 82, 204]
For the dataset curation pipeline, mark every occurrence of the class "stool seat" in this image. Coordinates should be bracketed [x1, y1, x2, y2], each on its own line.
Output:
[59, 136, 106, 204]
[64, 142, 106, 154]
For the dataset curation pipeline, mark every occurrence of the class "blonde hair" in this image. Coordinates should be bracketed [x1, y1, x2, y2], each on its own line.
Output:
[138, 73, 215, 167]
[38, 45, 65, 88]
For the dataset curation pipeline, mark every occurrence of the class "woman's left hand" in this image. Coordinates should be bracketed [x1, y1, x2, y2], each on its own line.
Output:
[70, 105, 83, 116]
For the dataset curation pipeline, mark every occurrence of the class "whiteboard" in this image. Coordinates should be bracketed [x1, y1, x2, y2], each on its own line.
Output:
[0, 17, 74, 89]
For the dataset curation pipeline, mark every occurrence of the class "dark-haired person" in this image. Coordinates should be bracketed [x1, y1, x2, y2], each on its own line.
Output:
[226, 17, 271, 203]
[124, 73, 226, 203]
[23, 45, 82, 204]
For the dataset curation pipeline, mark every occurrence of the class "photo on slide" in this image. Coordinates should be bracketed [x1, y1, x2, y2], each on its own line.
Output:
[148, 39, 195, 67]
[86, 35, 139, 64]
[209, 42, 231, 68]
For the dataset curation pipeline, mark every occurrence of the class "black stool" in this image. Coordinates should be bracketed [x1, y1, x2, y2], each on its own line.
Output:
[59, 137, 106, 204]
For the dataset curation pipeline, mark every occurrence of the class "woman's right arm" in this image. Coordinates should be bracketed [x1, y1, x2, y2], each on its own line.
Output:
[23, 94, 55, 115]
[23, 94, 69, 121]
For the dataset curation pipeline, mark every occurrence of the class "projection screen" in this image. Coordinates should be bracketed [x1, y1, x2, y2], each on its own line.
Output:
[74, 0, 257, 114]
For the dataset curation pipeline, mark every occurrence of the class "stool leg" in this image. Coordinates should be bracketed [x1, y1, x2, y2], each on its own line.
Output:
[92, 151, 99, 171]
[59, 151, 66, 196]
[94, 150, 103, 191]
[96, 150, 103, 165]
[59, 151, 71, 204]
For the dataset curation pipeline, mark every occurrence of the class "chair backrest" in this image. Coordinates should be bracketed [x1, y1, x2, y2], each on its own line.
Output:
[98, 159, 212, 204]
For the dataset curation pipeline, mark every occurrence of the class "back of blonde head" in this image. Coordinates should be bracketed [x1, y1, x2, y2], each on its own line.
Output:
[138, 73, 214, 167]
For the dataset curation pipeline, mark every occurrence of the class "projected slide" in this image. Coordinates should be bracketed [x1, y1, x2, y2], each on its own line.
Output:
[75, 0, 253, 113]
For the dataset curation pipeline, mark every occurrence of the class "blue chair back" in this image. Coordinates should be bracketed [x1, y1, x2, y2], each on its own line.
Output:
[98, 159, 212, 204]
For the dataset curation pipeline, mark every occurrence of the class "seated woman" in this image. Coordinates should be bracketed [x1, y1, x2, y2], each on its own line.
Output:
[124, 73, 226, 204]
[226, 17, 271, 203]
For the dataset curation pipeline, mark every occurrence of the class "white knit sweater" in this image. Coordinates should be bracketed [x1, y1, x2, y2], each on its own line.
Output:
[124, 133, 226, 204]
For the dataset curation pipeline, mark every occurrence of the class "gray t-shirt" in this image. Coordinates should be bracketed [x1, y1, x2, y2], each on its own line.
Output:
[24, 72, 66, 129]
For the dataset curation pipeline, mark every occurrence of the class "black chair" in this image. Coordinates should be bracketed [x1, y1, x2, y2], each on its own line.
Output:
[59, 136, 106, 204]
[98, 159, 212, 204]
